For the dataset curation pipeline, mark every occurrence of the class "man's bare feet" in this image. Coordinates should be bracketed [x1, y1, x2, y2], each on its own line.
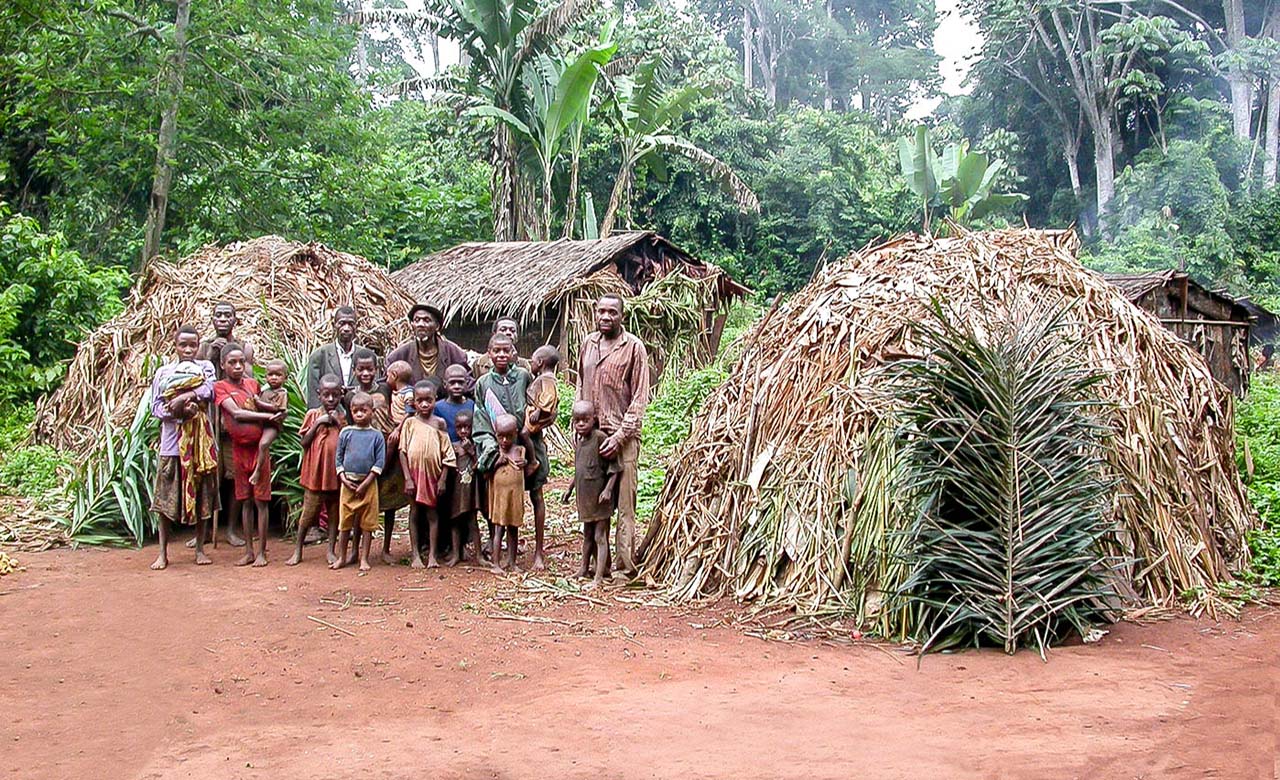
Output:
[410, 556, 426, 569]
[150, 555, 168, 570]
[326, 549, 338, 565]
[195, 551, 212, 565]
[344, 549, 359, 567]
[532, 554, 546, 571]
[252, 554, 268, 567]
[285, 552, 302, 566]
[490, 563, 505, 575]
[234, 553, 253, 566]
[358, 560, 371, 572]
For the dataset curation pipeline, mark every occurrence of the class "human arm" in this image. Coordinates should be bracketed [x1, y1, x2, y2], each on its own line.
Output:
[437, 431, 456, 493]
[299, 410, 324, 448]
[150, 371, 174, 421]
[524, 376, 558, 434]
[219, 397, 280, 424]
[600, 471, 620, 504]
[196, 337, 226, 363]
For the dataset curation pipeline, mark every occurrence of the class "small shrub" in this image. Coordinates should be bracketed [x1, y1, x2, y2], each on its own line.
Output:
[1238, 373, 1280, 584]
[0, 444, 70, 498]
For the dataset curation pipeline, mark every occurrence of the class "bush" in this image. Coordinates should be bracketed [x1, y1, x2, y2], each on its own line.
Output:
[1238, 373, 1280, 585]
[0, 207, 128, 403]
[0, 444, 69, 498]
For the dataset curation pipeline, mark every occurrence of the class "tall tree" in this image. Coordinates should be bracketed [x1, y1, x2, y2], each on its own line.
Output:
[141, 0, 192, 269]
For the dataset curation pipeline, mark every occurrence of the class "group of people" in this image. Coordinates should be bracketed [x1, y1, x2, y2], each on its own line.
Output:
[148, 295, 649, 586]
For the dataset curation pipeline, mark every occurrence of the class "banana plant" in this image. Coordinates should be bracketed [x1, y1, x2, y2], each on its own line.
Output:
[468, 30, 616, 239]
[598, 55, 760, 236]
[898, 125, 1026, 232]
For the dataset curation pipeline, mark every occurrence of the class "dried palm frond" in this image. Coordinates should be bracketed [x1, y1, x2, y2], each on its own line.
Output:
[641, 228, 1255, 633]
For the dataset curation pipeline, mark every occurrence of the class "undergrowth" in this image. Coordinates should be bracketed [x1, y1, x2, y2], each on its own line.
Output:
[1237, 372, 1280, 586]
[0, 403, 71, 498]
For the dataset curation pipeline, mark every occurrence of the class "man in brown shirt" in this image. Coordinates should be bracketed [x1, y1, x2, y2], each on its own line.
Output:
[576, 293, 650, 577]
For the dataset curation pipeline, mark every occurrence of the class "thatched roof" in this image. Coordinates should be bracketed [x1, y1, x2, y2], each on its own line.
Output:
[392, 231, 748, 326]
[643, 229, 1255, 631]
[1104, 270, 1252, 321]
[35, 236, 416, 452]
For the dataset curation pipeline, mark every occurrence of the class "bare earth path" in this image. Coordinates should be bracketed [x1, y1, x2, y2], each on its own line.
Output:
[2, 541, 1275, 780]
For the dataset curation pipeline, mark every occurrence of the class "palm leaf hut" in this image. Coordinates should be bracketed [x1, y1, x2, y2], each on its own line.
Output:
[391, 232, 749, 378]
[35, 236, 416, 453]
[641, 229, 1255, 641]
[1104, 270, 1253, 396]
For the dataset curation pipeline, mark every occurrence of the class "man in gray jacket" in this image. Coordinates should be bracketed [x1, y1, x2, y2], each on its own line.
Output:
[306, 306, 362, 408]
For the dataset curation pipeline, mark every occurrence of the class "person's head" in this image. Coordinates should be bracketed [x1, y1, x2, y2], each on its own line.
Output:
[385, 360, 413, 390]
[353, 347, 377, 388]
[408, 304, 443, 344]
[443, 363, 469, 400]
[571, 399, 598, 437]
[454, 411, 473, 443]
[488, 333, 516, 374]
[221, 343, 247, 381]
[264, 359, 288, 390]
[594, 294, 624, 337]
[349, 391, 374, 427]
[211, 302, 237, 338]
[413, 380, 437, 419]
[530, 345, 560, 375]
[175, 325, 200, 360]
[495, 413, 519, 449]
[334, 305, 358, 347]
[492, 317, 519, 342]
[318, 374, 343, 411]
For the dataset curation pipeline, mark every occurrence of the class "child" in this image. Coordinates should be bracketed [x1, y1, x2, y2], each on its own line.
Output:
[250, 359, 289, 487]
[567, 400, 621, 586]
[435, 364, 476, 442]
[343, 349, 401, 565]
[444, 411, 480, 565]
[399, 381, 456, 568]
[488, 413, 528, 574]
[215, 345, 284, 567]
[334, 391, 385, 572]
[524, 345, 560, 570]
[148, 325, 219, 570]
[287, 374, 348, 566]
[386, 360, 415, 429]
[472, 333, 532, 561]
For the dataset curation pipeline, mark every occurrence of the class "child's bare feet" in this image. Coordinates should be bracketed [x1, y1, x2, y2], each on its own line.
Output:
[532, 553, 546, 571]
[381, 552, 398, 566]
[358, 559, 371, 573]
[226, 530, 246, 547]
[345, 549, 359, 567]
[490, 562, 505, 575]
[285, 551, 302, 566]
[443, 553, 459, 567]
[410, 556, 426, 569]
[426, 556, 440, 569]
[330, 557, 346, 570]
[150, 554, 168, 570]
[234, 552, 253, 566]
[326, 549, 338, 565]
[252, 554, 268, 567]
[195, 551, 212, 565]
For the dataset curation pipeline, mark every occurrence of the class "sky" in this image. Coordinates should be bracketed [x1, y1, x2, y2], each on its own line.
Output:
[908, 0, 983, 119]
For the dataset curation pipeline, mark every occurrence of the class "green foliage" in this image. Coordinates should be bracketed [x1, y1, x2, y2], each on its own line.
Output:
[896, 124, 1027, 230]
[893, 303, 1114, 655]
[0, 445, 69, 499]
[1229, 187, 1280, 311]
[65, 392, 157, 546]
[0, 207, 127, 402]
[0, 402, 34, 454]
[1237, 374, 1280, 585]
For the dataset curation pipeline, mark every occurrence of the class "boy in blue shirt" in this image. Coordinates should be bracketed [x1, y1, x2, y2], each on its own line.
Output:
[434, 363, 476, 442]
[334, 391, 385, 572]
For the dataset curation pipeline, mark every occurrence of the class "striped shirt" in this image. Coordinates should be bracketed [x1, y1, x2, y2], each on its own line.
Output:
[576, 330, 650, 439]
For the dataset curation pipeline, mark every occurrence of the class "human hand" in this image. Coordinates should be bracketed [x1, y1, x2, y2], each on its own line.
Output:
[599, 434, 621, 459]
[269, 411, 285, 425]
[599, 486, 613, 504]
[211, 337, 228, 350]
[183, 400, 199, 418]
[342, 474, 360, 491]
[404, 477, 416, 494]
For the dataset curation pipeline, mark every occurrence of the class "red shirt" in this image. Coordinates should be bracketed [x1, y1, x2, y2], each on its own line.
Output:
[214, 377, 262, 447]
[300, 407, 346, 492]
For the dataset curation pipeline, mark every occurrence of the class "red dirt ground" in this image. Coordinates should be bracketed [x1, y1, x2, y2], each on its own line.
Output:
[2, 534, 1276, 780]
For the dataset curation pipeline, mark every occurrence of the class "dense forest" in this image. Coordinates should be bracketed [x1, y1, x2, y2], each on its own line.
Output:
[2, 0, 1279, 402]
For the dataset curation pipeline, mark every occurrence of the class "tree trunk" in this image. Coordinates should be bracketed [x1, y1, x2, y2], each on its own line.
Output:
[491, 123, 518, 241]
[1094, 117, 1117, 224]
[742, 8, 753, 89]
[1265, 78, 1280, 186]
[355, 24, 368, 85]
[750, 0, 776, 105]
[429, 32, 441, 73]
[1223, 0, 1254, 141]
[563, 139, 582, 239]
[599, 160, 632, 237]
[141, 0, 192, 271]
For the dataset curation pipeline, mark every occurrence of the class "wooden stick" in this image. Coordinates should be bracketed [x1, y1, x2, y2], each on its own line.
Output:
[307, 615, 355, 636]
[486, 613, 581, 627]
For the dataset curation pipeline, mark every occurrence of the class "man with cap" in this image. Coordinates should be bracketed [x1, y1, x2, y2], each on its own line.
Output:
[386, 303, 471, 390]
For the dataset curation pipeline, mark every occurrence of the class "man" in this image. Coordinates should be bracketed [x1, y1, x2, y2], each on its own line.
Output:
[471, 317, 532, 378]
[576, 294, 649, 578]
[386, 303, 471, 390]
[306, 306, 362, 408]
[193, 301, 253, 547]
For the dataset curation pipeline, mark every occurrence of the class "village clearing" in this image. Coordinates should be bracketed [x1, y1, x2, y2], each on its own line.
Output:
[2, 520, 1276, 780]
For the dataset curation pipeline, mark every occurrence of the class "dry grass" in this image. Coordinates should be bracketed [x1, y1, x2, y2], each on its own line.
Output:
[640, 228, 1256, 629]
[35, 236, 417, 453]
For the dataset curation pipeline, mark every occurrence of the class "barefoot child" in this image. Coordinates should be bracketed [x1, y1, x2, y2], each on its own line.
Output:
[444, 411, 480, 565]
[567, 400, 621, 586]
[524, 345, 560, 570]
[287, 375, 347, 566]
[435, 364, 476, 442]
[488, 414, 528, 574]
[399, 381, 456, 568]
[344, 349, 401, 564]
[334, 392, 385, 571]
[250, 359, 289, 487]
[215, 345, 284, 567]
[149, 325, 219, 570]
[472, 333, 531, 562]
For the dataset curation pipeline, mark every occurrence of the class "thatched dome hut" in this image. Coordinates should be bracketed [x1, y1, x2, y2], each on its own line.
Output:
[641, 229, 1255, 634]
[35, 236, 416, 453]
[392, 232, 749, 379]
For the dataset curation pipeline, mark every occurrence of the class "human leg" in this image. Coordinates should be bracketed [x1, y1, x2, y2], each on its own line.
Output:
[578, 521, 593, 579]
[408, 503, 426, 569]
[151, 515, 170, 570]
[381, 510, 397, 564]
[505, 526, 518, 571]
[530, 487, 546, 571]
[250, 427, 277, 486]
[287, 489, 321, 565]
[252, 499, 269, 566]
[426, 506, 441, 568]
[489, 523, 505, 574]
[613, 438, 640, 576]
[592, 518, 610, 585]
